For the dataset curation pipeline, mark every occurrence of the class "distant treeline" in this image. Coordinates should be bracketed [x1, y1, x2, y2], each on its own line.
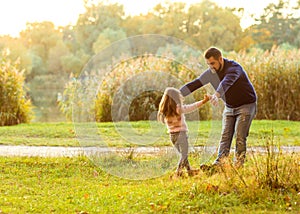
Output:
[0, 0, 299, 123]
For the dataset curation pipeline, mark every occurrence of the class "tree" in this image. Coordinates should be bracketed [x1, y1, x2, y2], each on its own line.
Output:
[151, 2, 188, 38]
[20, 22, 61, 61]
[47, 41, 70, 75]
[19, 22, 71, 122]
[92, 28, 127, 54]
[235, 30, 256, 51]
[250, 0, 300, 49]
[185, 0, 242, 51]
[59, 25, 90, 76]
[75, 1, 125, 55]
[123, 0, 242, 51]
[123, 13, 160, 36]
[0, 36, 32, 76]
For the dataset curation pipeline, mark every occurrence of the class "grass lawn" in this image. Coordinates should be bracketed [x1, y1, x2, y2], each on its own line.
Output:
[0, 120, 299, 213]
[0, 120, 299, 147]
[0, 153, 299, 213]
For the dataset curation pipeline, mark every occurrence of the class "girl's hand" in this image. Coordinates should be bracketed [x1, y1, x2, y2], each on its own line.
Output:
[202, 94, 211, 103]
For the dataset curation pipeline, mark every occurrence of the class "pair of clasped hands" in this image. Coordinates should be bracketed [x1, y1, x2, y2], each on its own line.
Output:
[201, 92, 220, 106]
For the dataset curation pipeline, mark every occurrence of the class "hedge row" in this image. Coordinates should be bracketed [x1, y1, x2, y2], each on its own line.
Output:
[60, 47, 300, 122]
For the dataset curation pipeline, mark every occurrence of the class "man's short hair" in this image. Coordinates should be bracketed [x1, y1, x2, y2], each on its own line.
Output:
[204, 47, 222, 60]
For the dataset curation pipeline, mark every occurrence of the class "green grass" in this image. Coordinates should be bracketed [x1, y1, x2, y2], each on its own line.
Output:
[0, 121, 299, 213]
[0, 120, 299, 147]
[0, 153, 299, 213]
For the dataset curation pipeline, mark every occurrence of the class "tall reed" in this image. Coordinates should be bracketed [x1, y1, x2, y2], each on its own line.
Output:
[60, 47, 300, 122]
[0, 50, 32, 126]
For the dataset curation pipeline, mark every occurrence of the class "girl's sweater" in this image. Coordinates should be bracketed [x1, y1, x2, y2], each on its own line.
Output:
[164, 101, 203, 133]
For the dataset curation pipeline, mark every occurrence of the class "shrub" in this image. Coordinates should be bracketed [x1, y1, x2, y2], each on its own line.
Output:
[60, 47, 300, 122]
[229, 46, 300, 121]
[60, 53, 210, 122]
[0, 50, 32, 125]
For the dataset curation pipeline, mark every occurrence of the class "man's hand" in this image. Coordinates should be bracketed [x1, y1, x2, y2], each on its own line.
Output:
[211, 92, 220, 106]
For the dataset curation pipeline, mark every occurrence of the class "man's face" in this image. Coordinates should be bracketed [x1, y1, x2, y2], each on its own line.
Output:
[206, 56, 223, 73]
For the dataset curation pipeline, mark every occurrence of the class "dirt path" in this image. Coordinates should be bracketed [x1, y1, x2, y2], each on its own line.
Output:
[0, 145, 299, 157]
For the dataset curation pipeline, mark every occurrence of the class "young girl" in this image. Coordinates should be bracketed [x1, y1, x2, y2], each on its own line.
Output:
[157, 87, 210, 177]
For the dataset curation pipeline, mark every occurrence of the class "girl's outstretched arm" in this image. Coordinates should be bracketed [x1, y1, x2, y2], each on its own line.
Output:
[181, 94, 211, 114]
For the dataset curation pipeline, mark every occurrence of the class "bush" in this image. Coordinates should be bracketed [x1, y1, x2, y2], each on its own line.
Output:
[60, 47, 300, 122]
[231, 46, 300, 120]
[0, 50, 32, 125]
[60, 53, 210, 122]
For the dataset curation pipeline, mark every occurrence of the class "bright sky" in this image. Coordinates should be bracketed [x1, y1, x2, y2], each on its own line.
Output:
[0, 0, 297, 37]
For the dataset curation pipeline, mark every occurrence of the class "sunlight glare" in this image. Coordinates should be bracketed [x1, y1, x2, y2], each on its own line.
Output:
[0, 0, 299, 37]
[0, 0, 84, 37]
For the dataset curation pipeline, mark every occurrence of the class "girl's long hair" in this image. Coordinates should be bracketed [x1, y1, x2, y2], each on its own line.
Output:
[157, 87, 183, 123]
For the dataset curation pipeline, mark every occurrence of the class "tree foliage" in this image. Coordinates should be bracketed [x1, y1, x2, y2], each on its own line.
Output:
[0, 0, 299, 123]
[124, 0, 242, 51]
[75, 1, 125, 55]
[249, 0, 300, 49]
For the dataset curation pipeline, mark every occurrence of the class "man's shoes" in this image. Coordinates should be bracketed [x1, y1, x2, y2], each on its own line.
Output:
[200, 163, 218, 175]
[200, 164, 212, 171]
[188, 169, 200, 176]
[175, 170, 183, 177]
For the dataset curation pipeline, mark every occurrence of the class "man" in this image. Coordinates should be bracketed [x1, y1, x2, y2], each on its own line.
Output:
[180, 47, 257, 167]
